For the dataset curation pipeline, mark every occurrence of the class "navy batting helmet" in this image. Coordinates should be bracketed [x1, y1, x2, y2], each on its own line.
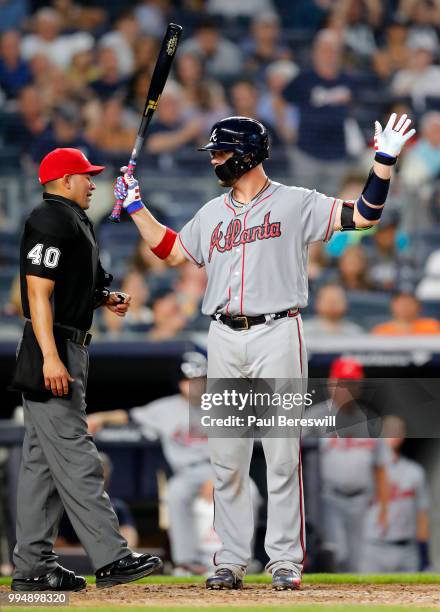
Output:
[198, 116, 269, 182]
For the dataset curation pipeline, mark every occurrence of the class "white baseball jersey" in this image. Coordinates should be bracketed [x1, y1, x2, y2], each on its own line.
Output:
[364, 455, 429, 542]
[130, 394, 209, 472]
[320, 437, 390, 494]
[178, 182, 339, 315]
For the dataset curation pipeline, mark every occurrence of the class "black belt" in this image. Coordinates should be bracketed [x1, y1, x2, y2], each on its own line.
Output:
[331, 487, 367, 498]
[212, 309, 299, 331]
[389, 539, 413, 546]
[53, 323, 92, 347]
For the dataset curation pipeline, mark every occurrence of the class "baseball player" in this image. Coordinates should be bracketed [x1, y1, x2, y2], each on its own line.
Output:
[115, 113, 414, 589]
[360, 416, 430, 573]
[305, 358, 390, 572]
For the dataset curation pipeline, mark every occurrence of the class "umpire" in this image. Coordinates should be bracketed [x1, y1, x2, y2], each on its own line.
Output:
[11, 148, 162, 591]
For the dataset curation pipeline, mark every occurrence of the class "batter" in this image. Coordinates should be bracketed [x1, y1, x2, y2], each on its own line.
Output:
[116, 113, 415, 589]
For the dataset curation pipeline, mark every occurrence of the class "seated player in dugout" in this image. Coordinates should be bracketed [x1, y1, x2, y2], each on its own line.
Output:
[114, 113, 415, 591]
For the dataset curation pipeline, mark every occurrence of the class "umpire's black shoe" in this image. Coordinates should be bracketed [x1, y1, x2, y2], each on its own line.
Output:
[272, 568, 301, 590]
[206, 568, 243, 590]
[95, 552, 163, 588]
[11, 565, 86, 592]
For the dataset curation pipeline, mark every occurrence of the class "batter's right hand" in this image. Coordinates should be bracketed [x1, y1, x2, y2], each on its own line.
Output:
[117, 168, 144, 215]
[43, 354, 74, 396]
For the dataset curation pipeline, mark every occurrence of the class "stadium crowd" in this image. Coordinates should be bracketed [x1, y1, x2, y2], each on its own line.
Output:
[0, 0, 439, 339]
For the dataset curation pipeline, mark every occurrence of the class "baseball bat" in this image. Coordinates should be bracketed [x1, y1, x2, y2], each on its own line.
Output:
[109, 22, 183, 222]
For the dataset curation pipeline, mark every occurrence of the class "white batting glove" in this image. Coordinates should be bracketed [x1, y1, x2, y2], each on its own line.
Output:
[374, 113, 416, 160]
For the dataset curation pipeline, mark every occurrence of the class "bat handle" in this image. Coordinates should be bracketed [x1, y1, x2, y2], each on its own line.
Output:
[109, 198, 124, 223]
[108, 157, 137, 223]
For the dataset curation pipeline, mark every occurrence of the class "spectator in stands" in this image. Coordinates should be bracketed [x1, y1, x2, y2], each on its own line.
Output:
[416, 251, 440, 301]
[126, 70, 152, 115]
[67, 48, 99, 94]
[0, 0, 28, 33]
[206, 0, 276, 20]
[190, 80, 231, 136]
[57, 453, 139, 548]
[133, 35, 159, 74]
[180, 17, 243, 80]
[86, 97, 137, 155]
[175, 52, 205, 115]
[372, 17, 410, 81]
[38, 65, 75, 114]
[27, 52, 53, 96]
[258, 60, 299, 145]
[174, 261, 207, 321]
[147, 286, 188, 341]
[5, 85, 48, 157]
[337, 245, 373, 291]
[230, 79, 280, 143]
[99, 11, 140, 77]
[90, 46, 128, 101]
[134, 0, 166, 37]
[288, 0, 332, 32]
[327, 0, 381, 63]
[308, 242, 330, 285]
[0, 31, 30, 99]
[303, 284, 364, 337]
[52, 0, 107, 34]
[391, 31, 440, 112]
[146, 82, 202, 159]
[242, 12, 292, 78]
[101, 269, 153, 337]
[372, 292, 440, 335]
[173, 53, 229, 132]
[400, 112, 440, 189]
[365, 210, 414, 292]
[396, 0, 440, 31]
[21, 7, 94, 70]
[283, 29, 356, 195]
[131, 238, 169, 276]
[30, 103, 99, 164]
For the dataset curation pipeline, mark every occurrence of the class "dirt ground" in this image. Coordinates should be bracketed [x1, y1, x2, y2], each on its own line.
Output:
[2, 583, 440, 607]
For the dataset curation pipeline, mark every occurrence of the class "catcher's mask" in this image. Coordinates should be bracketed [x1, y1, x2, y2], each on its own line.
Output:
[198, 116, 269, 182]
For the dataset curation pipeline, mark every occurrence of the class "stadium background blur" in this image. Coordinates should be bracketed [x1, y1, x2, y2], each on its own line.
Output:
[0, 0, 440, 576]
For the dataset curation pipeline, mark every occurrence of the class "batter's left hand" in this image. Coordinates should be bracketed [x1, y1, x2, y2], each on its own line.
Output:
[374, 113, 416, 158]
[104, 292, 131, 316]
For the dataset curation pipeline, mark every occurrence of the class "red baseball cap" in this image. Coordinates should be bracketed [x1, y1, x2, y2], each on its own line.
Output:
[38, 148, 105, 184]
[329, 357, 364, 380]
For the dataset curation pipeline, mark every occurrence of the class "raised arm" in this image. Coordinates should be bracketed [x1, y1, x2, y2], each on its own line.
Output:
[115, 172, 186, 267]
[333, 113, 416, 232]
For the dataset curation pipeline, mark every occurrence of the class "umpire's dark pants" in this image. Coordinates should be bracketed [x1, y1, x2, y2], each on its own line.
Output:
[13, 341, 130, 578]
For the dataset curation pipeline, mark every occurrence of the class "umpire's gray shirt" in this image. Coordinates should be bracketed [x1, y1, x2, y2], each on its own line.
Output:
[178, 182, 339, 316]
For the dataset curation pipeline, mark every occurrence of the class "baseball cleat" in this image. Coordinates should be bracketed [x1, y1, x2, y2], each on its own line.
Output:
[272, 568, 301, 590]
[205, 568, 243, 590]
[95, 552, 163, 588]
[11, 565, 86, 592]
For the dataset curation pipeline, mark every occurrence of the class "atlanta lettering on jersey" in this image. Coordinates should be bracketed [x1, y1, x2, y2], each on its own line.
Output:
[208, 212, 282, 262]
